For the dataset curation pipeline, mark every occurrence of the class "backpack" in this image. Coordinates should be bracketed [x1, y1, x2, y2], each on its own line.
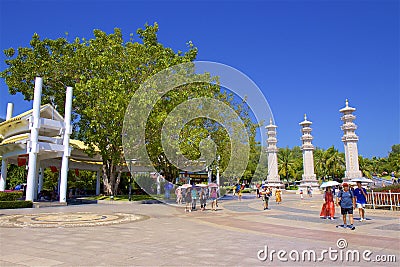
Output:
[338, 189, 354, 205]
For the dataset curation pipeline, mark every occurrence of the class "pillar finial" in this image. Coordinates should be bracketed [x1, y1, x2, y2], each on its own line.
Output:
[304, 113, 307, 120]
[269, 117, 272, 125]
[346, 99, 349, 107]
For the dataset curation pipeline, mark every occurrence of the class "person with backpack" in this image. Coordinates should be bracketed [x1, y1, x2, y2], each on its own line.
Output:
[336, 182, 356, 230]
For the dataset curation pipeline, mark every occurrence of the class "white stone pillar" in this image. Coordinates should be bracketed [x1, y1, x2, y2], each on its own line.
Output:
[59, 86, 73, 203]
[265, 118, 283, 187]
[26, 77, 43, 201]
[0, 158, 8, 191]
[96, 170, 101, 195]
[6, 103, 13, 120]
[340, 99, 362, 180]
[299, 114, 319, 190]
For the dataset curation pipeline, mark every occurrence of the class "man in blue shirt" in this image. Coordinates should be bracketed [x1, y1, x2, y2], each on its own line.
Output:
[336, 183, 356, 230]
[354, 181, 368, 221]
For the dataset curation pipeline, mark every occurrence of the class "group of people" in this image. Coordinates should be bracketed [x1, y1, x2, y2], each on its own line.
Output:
[320, 181, 368, 230]
[258, 186, 282, 210]
[175, 186, 219, 212]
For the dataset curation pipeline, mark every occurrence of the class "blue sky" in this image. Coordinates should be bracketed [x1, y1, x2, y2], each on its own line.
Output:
[0, 0, 399, 158]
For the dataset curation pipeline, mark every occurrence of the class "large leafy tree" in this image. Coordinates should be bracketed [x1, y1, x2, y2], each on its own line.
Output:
[1, 23, 258, 195]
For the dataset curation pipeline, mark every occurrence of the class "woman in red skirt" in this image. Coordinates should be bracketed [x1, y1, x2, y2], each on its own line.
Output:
[320, 186, 335, 220]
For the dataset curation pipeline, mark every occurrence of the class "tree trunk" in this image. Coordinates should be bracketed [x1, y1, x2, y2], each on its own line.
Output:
[102, 164, 112, 195]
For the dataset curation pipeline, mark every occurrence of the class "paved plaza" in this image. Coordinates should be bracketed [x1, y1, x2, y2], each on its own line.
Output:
[0, 192, 399, 266]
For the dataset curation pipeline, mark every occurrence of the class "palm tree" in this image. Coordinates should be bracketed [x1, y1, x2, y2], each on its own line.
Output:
[325, 146, 345, 181]
[278, 147, 296, 182]
[314, 148, 328, 180]
[358, 156, 373, 178]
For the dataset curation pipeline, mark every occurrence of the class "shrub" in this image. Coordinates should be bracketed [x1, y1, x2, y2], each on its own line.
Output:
[372, 184, 400, 193]
[0, 191, 23, 201]
[0, 200, 33, 209]
[287, 185, 298, 190]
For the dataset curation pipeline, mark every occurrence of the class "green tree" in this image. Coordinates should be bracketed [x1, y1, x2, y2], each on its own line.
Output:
[278, 147, 296, 182]
[325, 146, 345, 181]
[1, 23, 258, 195]
[358, 156, 372, 178]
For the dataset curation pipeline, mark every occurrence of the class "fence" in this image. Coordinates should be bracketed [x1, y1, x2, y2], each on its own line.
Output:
[366, 190, 400, 210]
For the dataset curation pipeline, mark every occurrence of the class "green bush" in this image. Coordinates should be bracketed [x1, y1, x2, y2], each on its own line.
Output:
[372, 184, 400, 193]
[0, 191, 23, 201]
[0, 200, 33, 209]
[241, 188, 253, 193]
[287, 185, 298, 190]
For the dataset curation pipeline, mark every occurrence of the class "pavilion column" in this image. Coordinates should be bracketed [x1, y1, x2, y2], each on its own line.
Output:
[26, 77, 43, 201]
[59, 86, 73, 203]
[0, 158, 8, 191]
[96, 170, 101, 195]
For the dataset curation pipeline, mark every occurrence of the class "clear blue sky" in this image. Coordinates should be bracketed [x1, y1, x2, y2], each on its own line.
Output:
[0, 0, 399, 158]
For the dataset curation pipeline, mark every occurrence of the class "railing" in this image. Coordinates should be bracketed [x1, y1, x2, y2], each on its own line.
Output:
[366, 190, 400, 210]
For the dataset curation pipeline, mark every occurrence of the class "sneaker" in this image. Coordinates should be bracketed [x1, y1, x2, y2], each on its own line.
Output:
[359, 218, 363, 222]
[349, 225, 355, 230]
[330, 217, 335, 220]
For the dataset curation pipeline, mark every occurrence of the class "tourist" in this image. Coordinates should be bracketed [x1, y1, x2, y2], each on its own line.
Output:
[336, 182, 356, 230]
[210, 187, 218, 211]
[275, 186, 282, 204]
[300, 189, 304, 200]
[238, 184, 244, 201]
[199, 188, 207, 211]
[191, 186, 198, 211]
[175, 187, 182, 204]
[307, 186, 313, 197]
[184, 188, 192, 212]
[320, 187, 335, 220]
[261, 186, 270, 210]
[354, 181, 368, 221]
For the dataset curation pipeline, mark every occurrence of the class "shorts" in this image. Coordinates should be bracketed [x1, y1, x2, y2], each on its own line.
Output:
[341, 207, 353, 215]
[356, 203, 366, 209]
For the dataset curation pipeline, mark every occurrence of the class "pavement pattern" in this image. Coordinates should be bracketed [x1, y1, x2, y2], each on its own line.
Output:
[0, 192, 399, 266]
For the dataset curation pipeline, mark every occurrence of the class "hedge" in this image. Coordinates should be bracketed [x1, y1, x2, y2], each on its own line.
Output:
[0, 191, 23, 201]
[0, 200, 33, 209]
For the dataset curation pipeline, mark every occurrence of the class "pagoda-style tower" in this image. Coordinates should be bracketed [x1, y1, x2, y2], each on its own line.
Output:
[340, 99, 362, 180]
[265, 118, 283, 187]
[299, 114, 319, 190]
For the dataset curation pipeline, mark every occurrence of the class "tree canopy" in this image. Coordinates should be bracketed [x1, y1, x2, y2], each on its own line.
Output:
[1, 23, 259, 194]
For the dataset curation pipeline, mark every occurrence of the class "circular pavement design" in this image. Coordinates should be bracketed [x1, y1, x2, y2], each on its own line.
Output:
[0, 212, 149, 228]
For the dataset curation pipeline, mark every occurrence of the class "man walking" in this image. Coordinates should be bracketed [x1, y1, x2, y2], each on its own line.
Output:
[354, 181, 368, 221]
[336, 182, 356, 230]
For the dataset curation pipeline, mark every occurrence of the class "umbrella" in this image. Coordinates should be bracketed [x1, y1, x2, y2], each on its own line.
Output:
[320, 181, 339, 188]
[350, 177, 374, 183]
[181, 184, 192, 189]
[195, 184, 208, 188]
[208, 183, 219, 188]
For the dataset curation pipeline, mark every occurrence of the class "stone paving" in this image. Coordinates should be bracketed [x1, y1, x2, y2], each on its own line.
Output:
[0, 192, 399, 266]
